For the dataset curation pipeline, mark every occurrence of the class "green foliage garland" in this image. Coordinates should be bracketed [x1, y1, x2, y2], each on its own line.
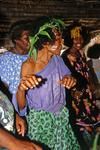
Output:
[28, 18, 65, 61]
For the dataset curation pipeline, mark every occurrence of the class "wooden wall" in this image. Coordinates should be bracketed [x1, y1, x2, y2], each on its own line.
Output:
[0, 0, 100, 44]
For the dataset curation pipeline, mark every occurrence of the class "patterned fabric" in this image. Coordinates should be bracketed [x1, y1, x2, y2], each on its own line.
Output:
[0, 91, 14, 131]
[0, 51, 28, 94]
[62, 50, 99, 125]
[61, 49, 100, 149]
[73, 51, 99, 121]
[27, 107, 80, 150]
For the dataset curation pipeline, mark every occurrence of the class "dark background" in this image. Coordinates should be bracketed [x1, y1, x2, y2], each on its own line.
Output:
[0, 0, 100, 44]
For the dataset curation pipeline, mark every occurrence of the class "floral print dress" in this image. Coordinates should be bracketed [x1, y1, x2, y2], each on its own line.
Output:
[73, 51, 99, 125]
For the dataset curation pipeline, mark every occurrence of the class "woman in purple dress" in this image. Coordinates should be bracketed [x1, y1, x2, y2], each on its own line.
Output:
[13, 17, 80, 150]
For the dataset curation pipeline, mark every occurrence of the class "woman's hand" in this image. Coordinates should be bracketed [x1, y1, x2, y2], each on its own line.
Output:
[19, 75, 42, 91]
[59, 75, 76, 89]
[15, 113, 27, 136]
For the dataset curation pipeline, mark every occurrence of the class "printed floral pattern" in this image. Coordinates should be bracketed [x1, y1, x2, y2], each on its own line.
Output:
[0, 91, 14, 131]
[0, 52, 28, 94]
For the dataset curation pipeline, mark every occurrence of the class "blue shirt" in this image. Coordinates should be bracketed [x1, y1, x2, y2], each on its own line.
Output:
[0, 51, 28, 94]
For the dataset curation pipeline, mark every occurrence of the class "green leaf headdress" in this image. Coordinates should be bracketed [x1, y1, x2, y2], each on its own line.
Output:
[28, 18, 65, 61]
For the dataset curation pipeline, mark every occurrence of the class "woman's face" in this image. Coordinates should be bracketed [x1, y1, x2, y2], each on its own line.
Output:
[15, 30, 30, 55]
[73, 36, 84, 50]
[47, 29, 63, 55]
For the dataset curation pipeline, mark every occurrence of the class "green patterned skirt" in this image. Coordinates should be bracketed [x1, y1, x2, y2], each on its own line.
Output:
[26, 107, 80, 150]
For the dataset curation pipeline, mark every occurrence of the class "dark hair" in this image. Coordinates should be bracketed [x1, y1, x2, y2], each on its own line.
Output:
[87, 44, 100, 59]
[31, 16, 64, 50]
[63, 21, 90, 47]
[30, 16, 62, 50]
[9, 20, 32, 44]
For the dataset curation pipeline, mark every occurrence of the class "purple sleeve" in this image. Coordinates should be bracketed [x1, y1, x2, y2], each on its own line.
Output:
[12, 94, 27, 116]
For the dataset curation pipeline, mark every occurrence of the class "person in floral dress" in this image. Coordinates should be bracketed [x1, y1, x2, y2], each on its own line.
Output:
[61, 21, 100, 150]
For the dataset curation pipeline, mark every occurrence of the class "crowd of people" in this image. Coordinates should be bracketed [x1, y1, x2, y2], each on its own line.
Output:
[0, 16, 100, 150]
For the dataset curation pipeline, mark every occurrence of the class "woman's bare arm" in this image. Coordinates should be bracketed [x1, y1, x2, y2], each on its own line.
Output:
[0, 127, 42, 150]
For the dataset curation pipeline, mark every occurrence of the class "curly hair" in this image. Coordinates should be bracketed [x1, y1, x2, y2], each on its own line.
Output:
[87, 44, 100, 59]
[63, 21, 91, 47]
[9, 20, 32, 44]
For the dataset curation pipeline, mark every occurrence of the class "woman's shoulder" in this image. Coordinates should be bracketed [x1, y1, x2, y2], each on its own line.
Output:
[21, 58, 35, 77]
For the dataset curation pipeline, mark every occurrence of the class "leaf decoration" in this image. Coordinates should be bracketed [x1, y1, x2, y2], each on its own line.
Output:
[92, 133, 99, 150]
[29, 36, 39, 58]
[28, 18, 65, 61]
[39, 23, 51, 32]
[39, 31, 51, 39]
